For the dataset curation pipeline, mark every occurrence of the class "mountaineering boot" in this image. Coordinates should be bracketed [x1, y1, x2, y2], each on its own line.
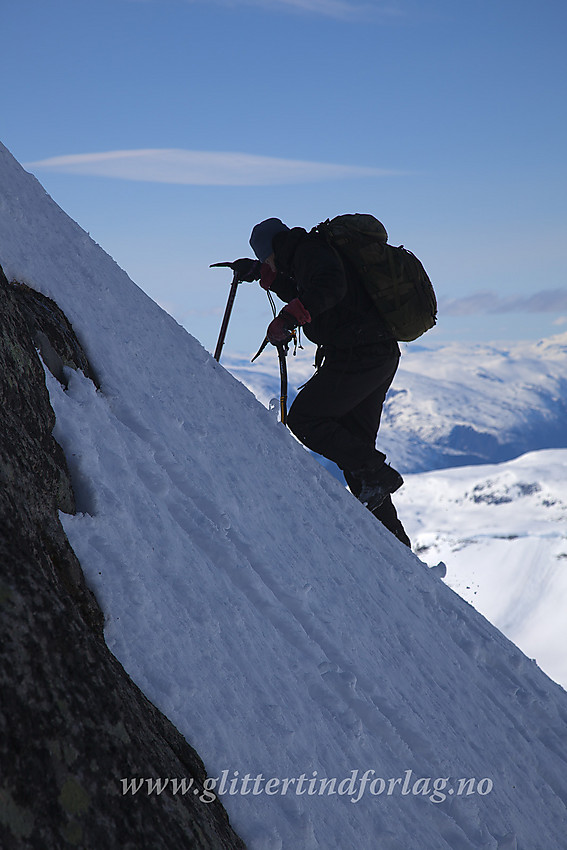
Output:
[343, 468, 410, 546]
[372, 496, 412, 548]
[353, 462, 404, 513]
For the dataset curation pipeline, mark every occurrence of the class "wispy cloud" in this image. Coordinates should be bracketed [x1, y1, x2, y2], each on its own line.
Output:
[26, 149, 402, 186]
[443, 290, 567, 316]
[182, 0, 389, 21]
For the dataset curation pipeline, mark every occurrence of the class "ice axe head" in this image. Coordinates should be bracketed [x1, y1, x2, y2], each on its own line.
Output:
[211, 259, 261, 283]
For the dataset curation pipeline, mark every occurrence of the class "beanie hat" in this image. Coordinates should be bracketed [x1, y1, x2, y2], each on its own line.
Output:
[249, 218, 290, 262]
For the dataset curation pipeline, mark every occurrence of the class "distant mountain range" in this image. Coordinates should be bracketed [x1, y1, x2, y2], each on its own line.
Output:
[225, 332, 567, 474]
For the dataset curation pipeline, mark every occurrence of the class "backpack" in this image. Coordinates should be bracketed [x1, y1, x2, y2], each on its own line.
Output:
[313, 213, 437, 342]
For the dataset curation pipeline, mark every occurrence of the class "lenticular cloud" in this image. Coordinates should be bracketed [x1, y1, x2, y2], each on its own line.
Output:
[26, 148, 399, 186]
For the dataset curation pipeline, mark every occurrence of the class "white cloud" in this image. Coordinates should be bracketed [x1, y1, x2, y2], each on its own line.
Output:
[183, 0, 387, 21]
[242, 0, 371, 18]
[443, 289, 567, 316]
[26, 148, 402, 186]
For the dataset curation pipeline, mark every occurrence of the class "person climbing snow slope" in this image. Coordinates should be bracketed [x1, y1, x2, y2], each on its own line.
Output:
[247, 217, 411, 548]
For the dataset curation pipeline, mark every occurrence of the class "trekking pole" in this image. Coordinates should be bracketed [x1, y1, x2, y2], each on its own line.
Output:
[210, 263, 239, 362]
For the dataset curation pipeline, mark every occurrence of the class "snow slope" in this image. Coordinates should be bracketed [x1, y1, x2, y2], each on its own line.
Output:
[2, 141, 567, 849]
[224, 333, 567, 474]
[396, 449, 567, 689]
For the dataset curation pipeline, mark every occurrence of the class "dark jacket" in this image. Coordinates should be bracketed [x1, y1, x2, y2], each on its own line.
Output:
[271, 227, 393, 349]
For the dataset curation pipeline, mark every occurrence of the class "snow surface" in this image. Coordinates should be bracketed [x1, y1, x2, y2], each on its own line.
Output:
[396, 450, 567, 689]
[2, 141, 567, 849]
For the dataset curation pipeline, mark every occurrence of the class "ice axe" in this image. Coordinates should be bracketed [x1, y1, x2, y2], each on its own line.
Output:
[213, 260, 291, 425]
[276, 342, 289, 427]
[251, 336, 289, 427]
[251, 318, 293, 427]
[210, 262, 240, 362]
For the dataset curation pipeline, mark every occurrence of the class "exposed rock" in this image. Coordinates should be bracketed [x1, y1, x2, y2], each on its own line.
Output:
[11, 279, 100, 389]
[0, 265, 246, 849]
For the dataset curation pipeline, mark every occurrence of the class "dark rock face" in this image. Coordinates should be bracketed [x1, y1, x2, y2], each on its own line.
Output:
[0, 266, 246, 849]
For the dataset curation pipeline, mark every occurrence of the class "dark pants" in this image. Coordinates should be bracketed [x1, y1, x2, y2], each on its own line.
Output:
[287, 341, 399, 473]
[287, 341, 411, 547]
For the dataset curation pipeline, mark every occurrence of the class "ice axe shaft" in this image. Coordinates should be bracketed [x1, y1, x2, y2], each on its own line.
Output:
[251, 335, 289, 426]
[277, 343, 288, 426]
[211, 263, 239, 362]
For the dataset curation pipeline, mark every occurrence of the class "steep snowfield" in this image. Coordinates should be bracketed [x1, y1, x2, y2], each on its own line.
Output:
[225, 332, 567, 474]
[2, 141, 567, 849]
[396, 450, 567, 689]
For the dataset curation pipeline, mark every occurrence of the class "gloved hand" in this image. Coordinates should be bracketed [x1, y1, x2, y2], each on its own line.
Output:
[231, 258, 262, 282]
[266, 298, 311, 345]
[267, 314, 295, 345]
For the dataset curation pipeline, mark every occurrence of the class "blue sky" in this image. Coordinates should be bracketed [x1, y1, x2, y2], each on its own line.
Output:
[3, 0, 566, 354]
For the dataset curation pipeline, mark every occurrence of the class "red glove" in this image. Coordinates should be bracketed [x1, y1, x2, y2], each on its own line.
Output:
[284, 298, 311, 325]
[266, 298, 311, 345]
[267, 314, 295, 345]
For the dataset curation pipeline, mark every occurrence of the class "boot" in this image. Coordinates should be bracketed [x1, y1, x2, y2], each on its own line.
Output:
[372, 495, 411, 548]
[352, 462, 404, 512]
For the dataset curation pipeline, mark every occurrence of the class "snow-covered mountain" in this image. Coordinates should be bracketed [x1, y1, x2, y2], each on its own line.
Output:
[396, 450, 567, 688]
[2, 140, 567, 849]
[224, 333, 567, 474]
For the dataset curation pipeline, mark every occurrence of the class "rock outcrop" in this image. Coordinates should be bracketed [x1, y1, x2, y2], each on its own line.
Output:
[0, 266, 245, 849]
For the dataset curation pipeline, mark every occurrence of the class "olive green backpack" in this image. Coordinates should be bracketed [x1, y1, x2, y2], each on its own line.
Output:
[314, 213, 437, 342]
